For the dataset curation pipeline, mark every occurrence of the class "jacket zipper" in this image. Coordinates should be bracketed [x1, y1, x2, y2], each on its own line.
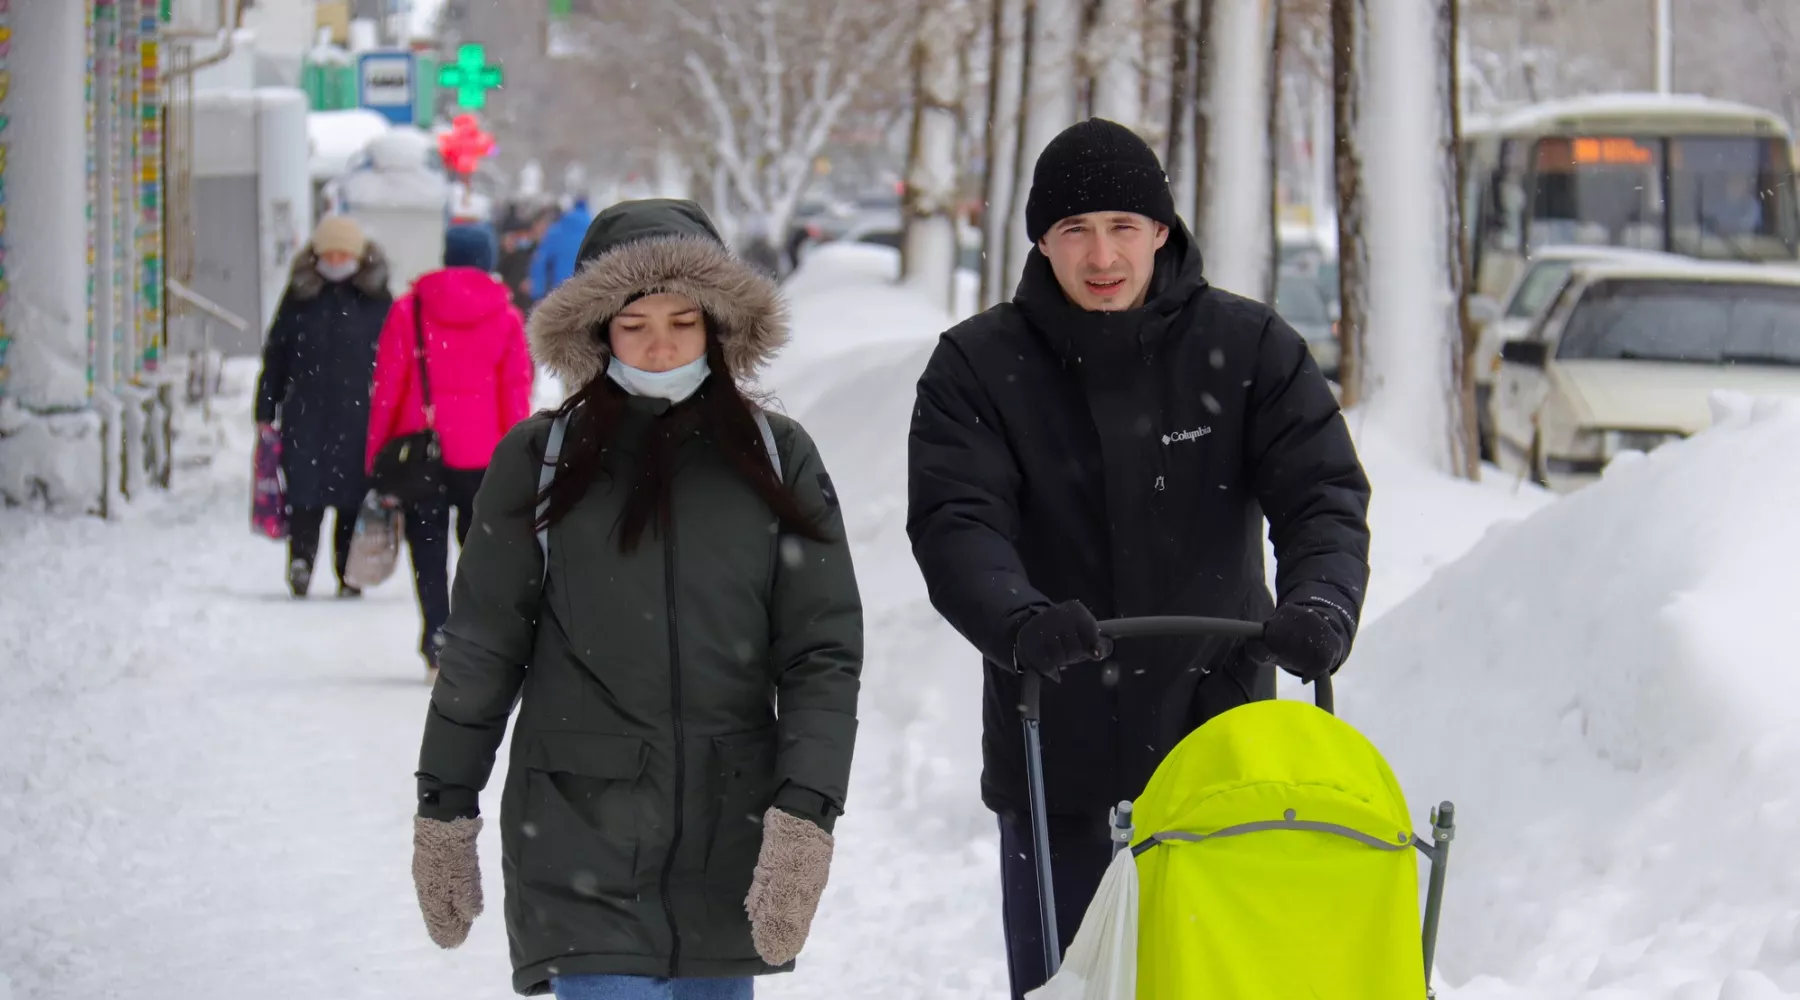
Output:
[658, 516, 686, 977]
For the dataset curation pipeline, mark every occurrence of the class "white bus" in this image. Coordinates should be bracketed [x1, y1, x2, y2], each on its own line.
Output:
[1462, 94, 1799, 304]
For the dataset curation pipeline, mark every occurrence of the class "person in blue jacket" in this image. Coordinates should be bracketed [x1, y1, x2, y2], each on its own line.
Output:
[528, 198, 594, 302]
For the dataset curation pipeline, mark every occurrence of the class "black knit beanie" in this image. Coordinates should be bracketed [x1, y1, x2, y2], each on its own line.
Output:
[1025, 118, 1177, 244]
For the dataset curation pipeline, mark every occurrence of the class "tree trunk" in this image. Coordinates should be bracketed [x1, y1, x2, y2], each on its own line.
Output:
[1200, 0, 1273, 299]
[1264, 0, 1284, 307]
[1002, 0, 1038, 295]
[1005, 0, 1079, 292]
[904, 0, 972, 311]
[1441, 0, 1479, 478]
[1089, 0, 1143, 126]
[1362, 0, 1462, 474]
[1166, 0, 1193, 192]
[1190, 0, 1218, 242]
[982, 0, 1027, 308]
[1331, 0, 1370, 407]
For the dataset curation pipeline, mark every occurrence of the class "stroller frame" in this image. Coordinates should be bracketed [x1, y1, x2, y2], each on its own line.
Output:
[1021, 616, 1458, 993]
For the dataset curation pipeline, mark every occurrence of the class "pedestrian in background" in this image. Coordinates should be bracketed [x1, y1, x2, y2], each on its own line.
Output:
[367, 223, 533, 678]
[255, 215, 393, 598]
[529, 196, 594, 302]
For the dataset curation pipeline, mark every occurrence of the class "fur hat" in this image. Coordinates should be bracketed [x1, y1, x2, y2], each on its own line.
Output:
[528, 199, 788, 390]
[310, 215, 368, 258]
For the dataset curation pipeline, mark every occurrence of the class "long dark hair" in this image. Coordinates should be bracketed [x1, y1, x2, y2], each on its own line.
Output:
[532, 331, 828, 554]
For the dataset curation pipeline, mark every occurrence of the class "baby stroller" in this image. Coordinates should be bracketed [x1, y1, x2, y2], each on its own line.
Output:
[1023, 617, 1457, 1000]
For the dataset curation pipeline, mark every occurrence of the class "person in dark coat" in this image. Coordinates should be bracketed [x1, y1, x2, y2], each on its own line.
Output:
[497, 206, 554, 314]
[407, 199, 862, 999]
[905, 118, 1373, 1000]
[254, 215, 394, 598]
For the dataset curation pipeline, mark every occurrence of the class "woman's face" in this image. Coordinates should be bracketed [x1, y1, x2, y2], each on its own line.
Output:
[317, 249, 359, 271]
[609, 292, 707, 372]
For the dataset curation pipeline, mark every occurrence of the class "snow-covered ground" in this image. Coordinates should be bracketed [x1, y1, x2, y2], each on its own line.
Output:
[3, 244, 1791, 999]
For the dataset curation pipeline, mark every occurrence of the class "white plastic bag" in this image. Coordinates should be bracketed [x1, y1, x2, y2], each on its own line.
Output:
[1025, 846, 1139, 1000]
[343, 491, 403, 590]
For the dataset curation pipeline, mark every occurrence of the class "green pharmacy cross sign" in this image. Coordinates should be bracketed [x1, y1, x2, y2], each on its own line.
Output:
[438, 45, 503, 110]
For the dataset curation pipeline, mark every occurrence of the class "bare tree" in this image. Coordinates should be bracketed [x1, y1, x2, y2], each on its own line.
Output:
[577, 0, 911, 241]
[1360, 0, 1467, 476]
[903, 0, 977, 309]
[1165, 0, 1198, 213]
[1191, 0, 1220, 246]
[1442, 0, 1479, 477]
[1004, 0, 1081, 293]
[1200, 0, 1276, 299]
[1265, 0, 1285, 306]
[1330, 0, 1369, 406]
[981, 0, 1029, 307]
[1086, 0, 1145, 125]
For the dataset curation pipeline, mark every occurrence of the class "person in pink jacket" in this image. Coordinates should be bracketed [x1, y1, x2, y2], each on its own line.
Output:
[368, 225, 535, 673]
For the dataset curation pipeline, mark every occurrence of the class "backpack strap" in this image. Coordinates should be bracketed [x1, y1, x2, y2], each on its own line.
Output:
[536, 412, 569, 588]
[534, 407, 781, 587]
[754, 409, 783, 482]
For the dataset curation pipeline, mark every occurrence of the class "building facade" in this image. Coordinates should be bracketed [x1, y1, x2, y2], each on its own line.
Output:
[1, 0, 168, 513]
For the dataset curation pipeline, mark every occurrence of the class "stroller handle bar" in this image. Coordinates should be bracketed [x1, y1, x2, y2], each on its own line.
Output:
[1095, 616, 1334, 714]
[1016, 614, 1336, 977]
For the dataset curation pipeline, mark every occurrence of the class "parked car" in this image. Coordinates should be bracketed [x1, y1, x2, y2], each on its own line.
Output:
[1274, 265, 1339, 379]
[830, 214, 985, 274]
[1469, 245, 1676, 457]
[1489, 258, 1800, 492]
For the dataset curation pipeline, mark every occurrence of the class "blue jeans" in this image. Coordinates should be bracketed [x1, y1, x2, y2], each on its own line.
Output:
[551, 975, 754, 1000]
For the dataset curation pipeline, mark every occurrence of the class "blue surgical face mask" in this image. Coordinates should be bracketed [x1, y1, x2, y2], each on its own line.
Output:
[607, 354, 710, 403]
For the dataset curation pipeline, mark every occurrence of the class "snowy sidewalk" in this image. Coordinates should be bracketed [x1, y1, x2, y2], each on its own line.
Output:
[0, 369, 1009, 999]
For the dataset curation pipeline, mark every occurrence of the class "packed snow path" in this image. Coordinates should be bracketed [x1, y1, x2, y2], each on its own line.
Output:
[0, 377, 1010, 999]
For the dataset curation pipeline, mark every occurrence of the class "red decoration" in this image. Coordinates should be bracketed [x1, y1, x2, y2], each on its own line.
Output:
[437, 114, 495, 178]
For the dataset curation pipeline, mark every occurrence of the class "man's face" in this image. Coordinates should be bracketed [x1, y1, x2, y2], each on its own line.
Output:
[1038, 212, 1171, 311]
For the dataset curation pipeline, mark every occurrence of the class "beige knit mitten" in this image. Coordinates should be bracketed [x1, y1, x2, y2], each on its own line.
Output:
[412, 816, 484, 949]
[744, 807, 834, 966]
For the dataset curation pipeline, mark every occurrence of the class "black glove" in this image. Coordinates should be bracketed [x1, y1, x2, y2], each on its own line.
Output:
[1249, 602, 1347, 682]
[1012, 601, 1105, 681]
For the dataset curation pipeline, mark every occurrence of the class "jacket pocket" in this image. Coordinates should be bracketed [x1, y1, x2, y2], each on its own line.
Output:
[704, 727, 778, 889]
[519, 732, 647, 897]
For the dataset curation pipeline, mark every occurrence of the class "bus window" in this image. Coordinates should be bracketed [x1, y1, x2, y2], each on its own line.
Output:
[1478, 142, 1525, 250]
[1529, 136, 1664, 251]
[1668, 137, 1799, 261]
[1473, 140, 1528, 297]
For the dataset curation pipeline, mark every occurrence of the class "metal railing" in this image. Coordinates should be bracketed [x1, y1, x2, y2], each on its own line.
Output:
[167, 277, 247, 421]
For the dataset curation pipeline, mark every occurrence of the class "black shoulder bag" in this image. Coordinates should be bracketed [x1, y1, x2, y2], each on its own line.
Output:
[371, 290, 446, 505]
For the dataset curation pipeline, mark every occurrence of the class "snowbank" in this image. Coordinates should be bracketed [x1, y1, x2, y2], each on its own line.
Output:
[307, 108, 391, 182]
[1347, 393, 1800, 998]
[764, 244, 973, 417]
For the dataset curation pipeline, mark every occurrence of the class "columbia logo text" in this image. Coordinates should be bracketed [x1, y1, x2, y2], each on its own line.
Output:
[1162, 426, 1212, 445]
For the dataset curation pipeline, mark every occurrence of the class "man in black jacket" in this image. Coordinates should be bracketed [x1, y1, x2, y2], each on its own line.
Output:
[906, 118, 1371, 999]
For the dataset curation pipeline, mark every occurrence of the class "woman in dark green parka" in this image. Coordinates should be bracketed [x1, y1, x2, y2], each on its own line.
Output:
[408, 199, 863, 1000]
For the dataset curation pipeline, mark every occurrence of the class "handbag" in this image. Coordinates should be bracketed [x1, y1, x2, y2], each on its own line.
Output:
[371, 289, 446, 506]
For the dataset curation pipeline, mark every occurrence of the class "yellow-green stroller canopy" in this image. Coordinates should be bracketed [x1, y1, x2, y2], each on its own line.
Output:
[1029, 698, 1452, 1000]
[1130, 699, 1430, 998]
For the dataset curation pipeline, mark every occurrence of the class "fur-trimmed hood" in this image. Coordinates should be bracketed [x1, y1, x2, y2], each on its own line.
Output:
[286, 240, 393, 301]
[527, 199, 788, 390]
